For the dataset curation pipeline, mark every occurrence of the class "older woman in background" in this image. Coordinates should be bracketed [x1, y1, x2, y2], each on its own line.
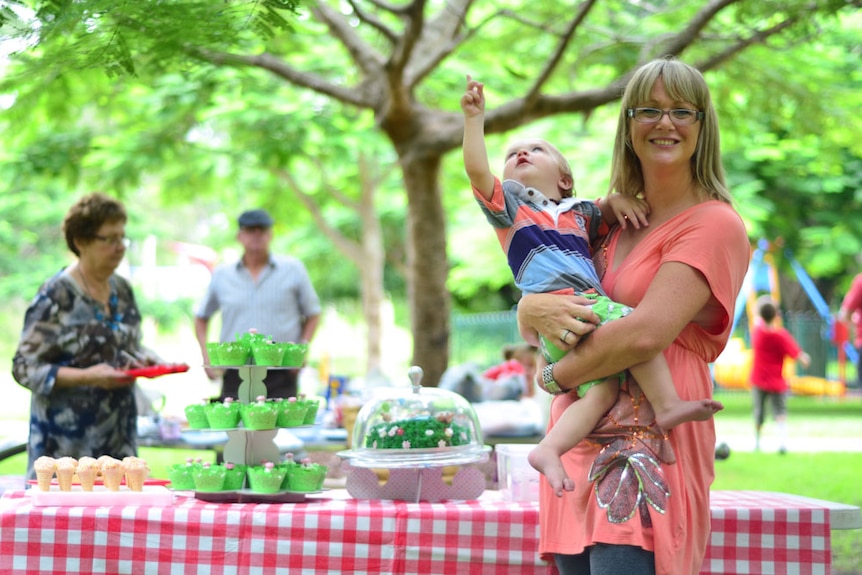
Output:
[13, 192, 159, 480]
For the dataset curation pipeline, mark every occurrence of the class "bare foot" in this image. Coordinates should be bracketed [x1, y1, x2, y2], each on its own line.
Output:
[655, 398, 723, 430]
[528, 444, 575, 497]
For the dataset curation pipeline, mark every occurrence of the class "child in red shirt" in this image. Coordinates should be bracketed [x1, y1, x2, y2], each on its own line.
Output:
[750, 297, 810, 453]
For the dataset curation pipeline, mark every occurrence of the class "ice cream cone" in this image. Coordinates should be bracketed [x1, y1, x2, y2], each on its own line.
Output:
[123, 456, 150, 492]
[54, 457, 78, 492]
[33, 456, 57, 492]
[76, 457, 100, 491]
[99, 457, 124, 491]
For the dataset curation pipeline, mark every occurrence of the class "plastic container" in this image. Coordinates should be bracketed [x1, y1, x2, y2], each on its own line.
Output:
[495, 444, 540, 502]
[342, 366, 487, 468]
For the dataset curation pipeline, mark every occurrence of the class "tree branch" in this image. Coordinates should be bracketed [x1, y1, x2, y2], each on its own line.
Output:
[385, 0, 426, 85]
[271, 166, 365, 262]
[645, 0, 739, 61]
[524, 0, 598, 106]
[345, 0, 398, 44]
[310, 2, 386, 78]
[402, 0, 474, 88]
[188, 48, 374, 108]
[694, 18, 799, 72]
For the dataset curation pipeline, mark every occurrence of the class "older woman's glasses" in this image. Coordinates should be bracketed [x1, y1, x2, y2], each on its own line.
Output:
[92, 235, 131, 248]
[627, 107, 704, 125]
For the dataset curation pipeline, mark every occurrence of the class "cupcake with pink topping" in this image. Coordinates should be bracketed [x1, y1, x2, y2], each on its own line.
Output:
[283, 457, 327, 492]
[241, 396, 278, 430]
[206, 397, 241, 429]
[276, 397, 308, 427]
[192, 462, 226, 492]
[167, 458, 200, 490]
[222, 462, 248, 491]
[247, 461, 288, 494]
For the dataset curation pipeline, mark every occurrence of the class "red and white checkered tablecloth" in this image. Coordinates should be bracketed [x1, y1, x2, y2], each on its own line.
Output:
[0, 489, 842, 574]
[0, 489, 552, 575]
[705, 490, 831, 575]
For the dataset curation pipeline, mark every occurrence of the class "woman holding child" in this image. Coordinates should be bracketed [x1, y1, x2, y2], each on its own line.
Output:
[516, 58, 749, 574]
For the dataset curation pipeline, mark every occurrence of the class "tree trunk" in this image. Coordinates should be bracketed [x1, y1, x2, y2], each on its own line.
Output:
[359, 183, 385, 377]
[401, 153, 450, 387]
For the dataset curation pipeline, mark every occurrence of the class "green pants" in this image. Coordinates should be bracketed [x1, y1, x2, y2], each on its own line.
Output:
[539, 293, 631, 396]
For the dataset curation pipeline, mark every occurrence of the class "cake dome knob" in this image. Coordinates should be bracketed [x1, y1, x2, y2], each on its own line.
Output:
[408, 365, 424, 393]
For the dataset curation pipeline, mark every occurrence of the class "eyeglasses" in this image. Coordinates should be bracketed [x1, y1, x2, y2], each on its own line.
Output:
[627, 107, 704, 125]
[92, 235, 131, 248]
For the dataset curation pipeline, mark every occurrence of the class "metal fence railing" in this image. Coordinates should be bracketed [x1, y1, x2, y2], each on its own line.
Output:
[450, 310, 520, 369]
[450, 310, 851, 385]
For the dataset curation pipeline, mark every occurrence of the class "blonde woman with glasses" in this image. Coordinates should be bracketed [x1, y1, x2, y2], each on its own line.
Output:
[517, 58, 750, 574]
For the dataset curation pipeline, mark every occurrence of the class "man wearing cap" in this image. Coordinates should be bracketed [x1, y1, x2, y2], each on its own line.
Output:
[194, 208, 322, 400]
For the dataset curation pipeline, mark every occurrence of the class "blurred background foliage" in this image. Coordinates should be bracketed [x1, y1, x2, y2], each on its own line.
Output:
[0, 0, 860, 357]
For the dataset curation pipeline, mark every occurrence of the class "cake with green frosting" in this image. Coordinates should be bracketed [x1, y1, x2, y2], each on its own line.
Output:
[365, 414, 471, 449]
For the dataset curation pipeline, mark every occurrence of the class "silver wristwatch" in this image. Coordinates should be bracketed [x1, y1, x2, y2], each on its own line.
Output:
[542, 363, 564, 395]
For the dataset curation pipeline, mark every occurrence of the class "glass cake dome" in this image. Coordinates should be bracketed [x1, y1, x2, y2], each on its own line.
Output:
[338, 366, 490, 468]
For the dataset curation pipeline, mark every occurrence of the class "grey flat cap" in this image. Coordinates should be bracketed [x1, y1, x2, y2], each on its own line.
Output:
[238, 209, 274, 228]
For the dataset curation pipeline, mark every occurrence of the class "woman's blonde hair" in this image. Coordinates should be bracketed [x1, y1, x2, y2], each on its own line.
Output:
[608, 57, 732, 204]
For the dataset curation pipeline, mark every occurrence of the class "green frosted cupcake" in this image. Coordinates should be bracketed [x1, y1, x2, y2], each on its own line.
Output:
[275, 397, 309, 427]
[277, 454, 300, 489]
[167, 458, 200, 490]
[298, 395, 320, 425]
[251, 341, 288, 366]
[217, 342, 249, 366]
[238, 330, 268, 353]
[184, 400, 210, 429]
[206, 397, 241, 429]
[247, 462, 287, 494]
[222, 463, 247, 491]
[281, 343, 308, 367]
[241, 396, 278, 430]
[205, 342, 222, 366]
[284, 458, 327, 492]
[193, 462, 226, 492]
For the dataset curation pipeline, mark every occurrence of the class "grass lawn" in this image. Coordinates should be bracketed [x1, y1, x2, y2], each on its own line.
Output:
[712, 390, 862, 574]
[712, 450, 862, 574]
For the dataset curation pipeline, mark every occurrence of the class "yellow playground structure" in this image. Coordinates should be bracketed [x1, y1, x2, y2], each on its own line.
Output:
[712, 240, 848, 397]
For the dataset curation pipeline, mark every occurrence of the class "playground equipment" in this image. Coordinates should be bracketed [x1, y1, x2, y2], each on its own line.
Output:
[712, 239, 848, 397]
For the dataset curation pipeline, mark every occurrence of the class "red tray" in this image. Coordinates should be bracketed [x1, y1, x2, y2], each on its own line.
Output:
[125, 364, 189, 378]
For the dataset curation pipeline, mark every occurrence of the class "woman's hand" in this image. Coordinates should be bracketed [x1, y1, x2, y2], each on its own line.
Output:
[83, 363, 135, 390]
[517, 293, 601, 351]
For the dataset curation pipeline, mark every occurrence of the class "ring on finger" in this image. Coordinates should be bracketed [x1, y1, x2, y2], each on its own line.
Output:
[561, 329, 572, 344]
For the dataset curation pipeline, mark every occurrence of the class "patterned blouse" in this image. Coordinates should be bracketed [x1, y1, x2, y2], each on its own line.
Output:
[12, 268, 150, 479]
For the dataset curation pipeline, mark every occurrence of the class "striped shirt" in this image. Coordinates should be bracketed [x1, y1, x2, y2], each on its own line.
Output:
[475, 178, 608, 296]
